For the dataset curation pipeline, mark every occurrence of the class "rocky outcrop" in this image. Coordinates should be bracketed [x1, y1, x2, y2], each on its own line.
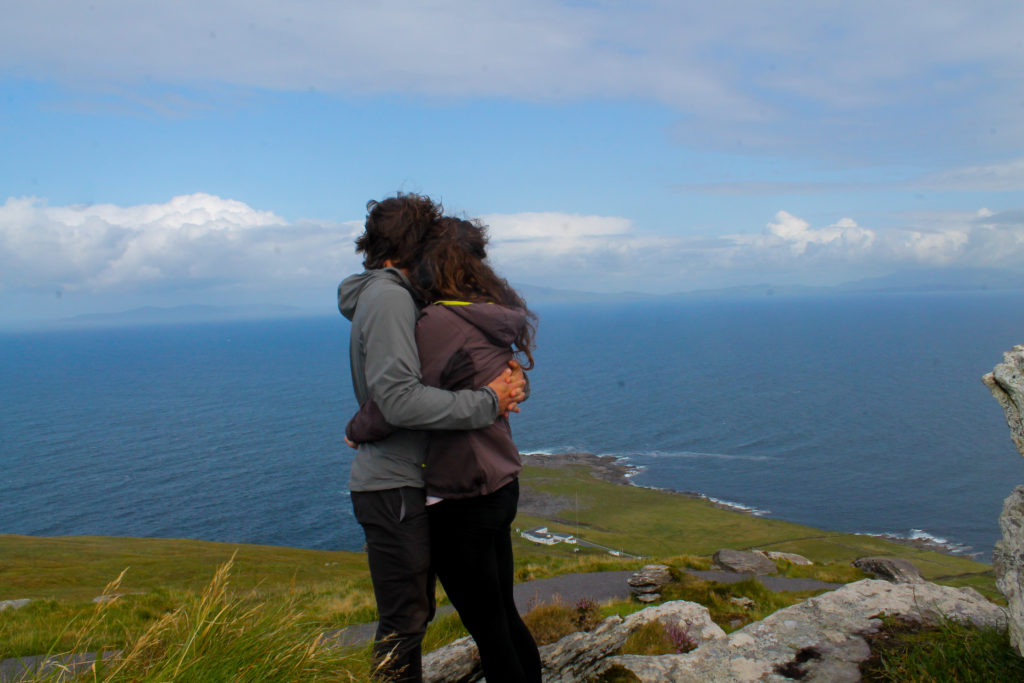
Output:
[602, 579, 1005, 682]
[713, 549, 777, 575]
[995, 486, 1024, 657]
[984, 345, 1024, 657]
[423, 579, 1004, 683]
[627, 564, 673, 603]
[983, 345, 1024, 456]
[422, 600, 724, 683]
[852, 557, 924, 584]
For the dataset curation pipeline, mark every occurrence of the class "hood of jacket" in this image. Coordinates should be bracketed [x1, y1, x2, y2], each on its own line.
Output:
[435, 301, 527, 348]
[337, 268, 412, 321]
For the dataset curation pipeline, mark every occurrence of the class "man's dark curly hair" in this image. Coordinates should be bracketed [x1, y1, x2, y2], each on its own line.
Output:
[355, 193, 443, 270]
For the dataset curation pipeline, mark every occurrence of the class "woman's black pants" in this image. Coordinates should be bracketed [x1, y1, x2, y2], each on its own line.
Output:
[428, 479, 542, 683]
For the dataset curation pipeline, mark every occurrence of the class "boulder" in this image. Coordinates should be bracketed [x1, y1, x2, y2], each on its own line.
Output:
[759, 550, 813, 566]
[0, 599, 30, 611]
[601, 579, 1006, 682]
[713, 549, 776, 575]
[627, 564, 673, 602]
[852, 557, 925, 584]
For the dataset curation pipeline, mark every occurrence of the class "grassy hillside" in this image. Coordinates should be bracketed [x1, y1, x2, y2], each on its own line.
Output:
[0, 457, 999, 669]
[513, 460, 995, 595]
[0, 535, 368, 602]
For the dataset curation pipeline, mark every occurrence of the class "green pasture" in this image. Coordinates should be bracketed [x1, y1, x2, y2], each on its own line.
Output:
[0, 459, 1001, 670]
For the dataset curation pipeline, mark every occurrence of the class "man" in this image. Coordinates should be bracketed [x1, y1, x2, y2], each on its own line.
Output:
[338, 193, 525, 682]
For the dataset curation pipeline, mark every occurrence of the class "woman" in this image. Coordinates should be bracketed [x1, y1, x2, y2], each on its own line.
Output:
[346, 216, 541, 683]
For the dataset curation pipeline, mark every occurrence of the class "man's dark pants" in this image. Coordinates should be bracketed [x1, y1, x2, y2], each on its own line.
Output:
[351, 487, 435, 683]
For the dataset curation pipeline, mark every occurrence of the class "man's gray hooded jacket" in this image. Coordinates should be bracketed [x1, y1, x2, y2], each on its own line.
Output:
[338, 268, 499, 492]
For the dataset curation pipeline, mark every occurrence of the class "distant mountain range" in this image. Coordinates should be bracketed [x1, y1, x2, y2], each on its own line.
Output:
[60, 304, 316, 327]
[38, 267, 1024, 328]
[525, 267, 1024, 304]
[836, 268, 1024, 293]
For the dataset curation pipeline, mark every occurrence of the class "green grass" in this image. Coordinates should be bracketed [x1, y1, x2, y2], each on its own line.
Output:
[860, 616, 1024, 682]
[421, 610, 469, 652]
[21, 558, 373, 682]
[619, 619, 697, 656]
[516, 463, 996, 597]
[520, 598, 601, 645]
[0, 459, 1005, 675]
[0, 536, 376, 659]
[0, 535, 368, 602]
[660, 573, 823, 631]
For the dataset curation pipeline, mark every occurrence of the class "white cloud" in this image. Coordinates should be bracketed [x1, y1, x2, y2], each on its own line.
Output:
[752, 212, 875, 257]
[3, 2, 1024, 155]
[0, 194, 362, 293]
[919, 158, 1024, 192]
[3, 195, 1023, 301]
[480, 207, 1024, 291]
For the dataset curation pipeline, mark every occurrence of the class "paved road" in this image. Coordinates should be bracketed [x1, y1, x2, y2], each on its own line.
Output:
[1, 569, 840, 679]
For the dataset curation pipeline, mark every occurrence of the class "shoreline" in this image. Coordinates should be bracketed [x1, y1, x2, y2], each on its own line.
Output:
[521, 451, 981, 559]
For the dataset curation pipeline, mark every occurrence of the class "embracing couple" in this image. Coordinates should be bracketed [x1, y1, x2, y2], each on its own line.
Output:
[338, 193, 542, 683]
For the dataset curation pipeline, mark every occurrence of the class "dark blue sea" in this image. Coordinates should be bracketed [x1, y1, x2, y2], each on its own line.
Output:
[2, 292, 1022, 561]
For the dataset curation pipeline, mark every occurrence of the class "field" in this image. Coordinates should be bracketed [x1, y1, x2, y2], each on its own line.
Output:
[0, 458, 1002, 679]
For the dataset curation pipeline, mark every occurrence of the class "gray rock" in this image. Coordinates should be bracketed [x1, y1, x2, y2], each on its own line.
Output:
[619, 600, 727, 646]
[422, 636, 481, 683]
[799, 636, 872, 683]
[713, 548, 777, 575]
[730, 596, 755, 609]
[995, 486, 1024, 657]
[984, 346, 1024, 657]
[541, 600, 724, 683]
[852, 556, 925, 584]
[601, 579, 1006, 682]
[759, 550, 813, 566]
[0, 599, 30, 612]
[627, 564, 673, 602]
[983, 345, 1024, 456]
[423, 600, 724, 683]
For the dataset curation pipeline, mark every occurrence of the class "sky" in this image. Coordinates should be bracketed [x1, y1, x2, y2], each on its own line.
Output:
[2, 0, 1024, 322]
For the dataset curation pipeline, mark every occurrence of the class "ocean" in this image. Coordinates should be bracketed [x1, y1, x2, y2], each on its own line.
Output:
[1, 291, 1022, 560]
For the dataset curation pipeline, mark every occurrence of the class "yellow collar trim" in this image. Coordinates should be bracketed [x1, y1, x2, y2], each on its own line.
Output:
[435, 299, 497, 306]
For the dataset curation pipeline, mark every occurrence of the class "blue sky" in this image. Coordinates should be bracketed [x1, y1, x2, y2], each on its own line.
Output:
[2, 1, 1024, 321]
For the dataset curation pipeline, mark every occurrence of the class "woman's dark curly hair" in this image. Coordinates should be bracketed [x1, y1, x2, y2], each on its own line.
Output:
[355, 193, 443, 270]
[411, 217, 537, 369]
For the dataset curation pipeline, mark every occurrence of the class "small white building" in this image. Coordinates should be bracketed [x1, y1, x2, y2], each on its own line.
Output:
[520, 526, 578, 546]
[521, 527, 559, 545]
